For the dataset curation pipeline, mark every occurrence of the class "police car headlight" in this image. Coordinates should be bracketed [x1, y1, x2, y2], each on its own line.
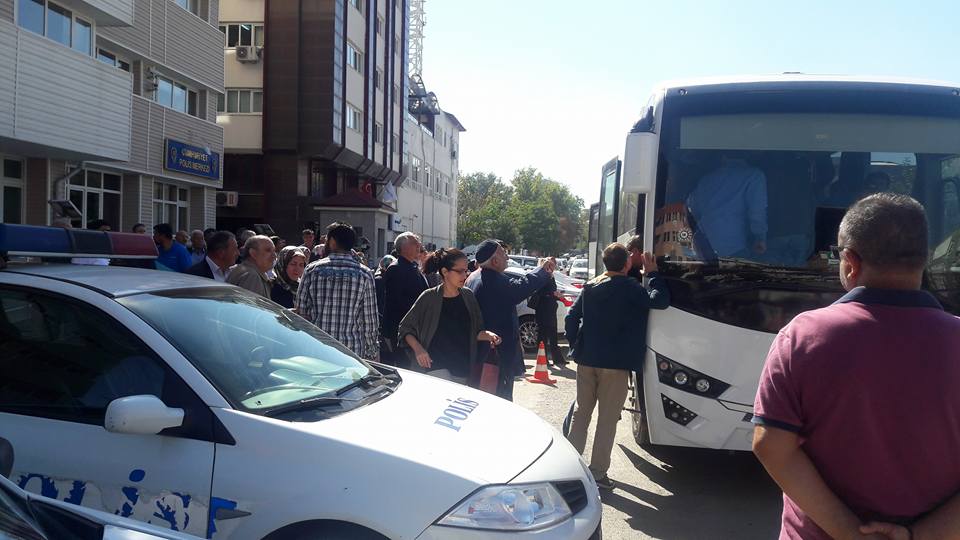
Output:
[437, 483, 572, 531]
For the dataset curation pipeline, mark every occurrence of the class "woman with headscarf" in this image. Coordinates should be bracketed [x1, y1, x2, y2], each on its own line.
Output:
[271, 246, 308, 309]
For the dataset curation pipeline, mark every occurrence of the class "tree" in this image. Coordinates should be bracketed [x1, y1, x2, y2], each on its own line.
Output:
[508, 168, 584, 255]
[457, 172, 516, 246]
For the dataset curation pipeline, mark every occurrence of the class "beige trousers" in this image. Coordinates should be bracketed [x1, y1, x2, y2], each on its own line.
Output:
[566, 365, 630, 477]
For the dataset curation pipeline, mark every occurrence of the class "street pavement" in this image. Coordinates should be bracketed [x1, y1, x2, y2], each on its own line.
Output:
[514, 347, 784, 540]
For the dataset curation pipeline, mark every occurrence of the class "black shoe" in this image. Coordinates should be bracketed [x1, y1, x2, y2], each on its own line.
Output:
[594, 475, 615, 490]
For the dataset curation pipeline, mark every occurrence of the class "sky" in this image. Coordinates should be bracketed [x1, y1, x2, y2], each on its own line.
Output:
[421, 0, 960, 204]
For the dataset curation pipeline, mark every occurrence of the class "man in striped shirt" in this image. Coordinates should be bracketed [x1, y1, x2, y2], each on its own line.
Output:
[296, 222, 380, 360]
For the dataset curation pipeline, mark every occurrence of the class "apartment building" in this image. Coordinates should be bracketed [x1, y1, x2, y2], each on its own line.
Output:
[0, 0, 224, 232]
[217, 0, 407, 261]
[397, 106, 463, 250]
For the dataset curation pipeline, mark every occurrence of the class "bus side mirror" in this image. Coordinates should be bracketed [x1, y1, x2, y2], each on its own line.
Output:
[622, 131, 659, 194]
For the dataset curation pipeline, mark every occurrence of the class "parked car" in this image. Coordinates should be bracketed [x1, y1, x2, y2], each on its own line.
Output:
[568, 258, 590, 280]
[0, 437, 196, 540]
[506, 267, 582, 352]
[0, 224, 602, 540]
[508, 255, 539, 268]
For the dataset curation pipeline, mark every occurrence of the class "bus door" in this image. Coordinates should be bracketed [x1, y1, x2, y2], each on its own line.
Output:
[595, 158, 622, 276]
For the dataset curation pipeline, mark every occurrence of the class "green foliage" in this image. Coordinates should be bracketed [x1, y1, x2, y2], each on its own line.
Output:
[457, 168, 584, 255]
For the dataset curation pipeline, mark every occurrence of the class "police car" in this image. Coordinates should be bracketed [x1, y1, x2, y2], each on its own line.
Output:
[0, 224, 602, 539]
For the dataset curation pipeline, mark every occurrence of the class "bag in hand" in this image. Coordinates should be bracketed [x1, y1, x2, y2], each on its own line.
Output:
[526, 291, 541, 310]
[478, 347, 501, 395]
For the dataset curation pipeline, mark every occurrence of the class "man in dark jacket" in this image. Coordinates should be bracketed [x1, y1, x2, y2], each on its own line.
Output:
[382, 232, 428, 366]
[465, 239, 553, 400]
[565, 242, 670, 489]
[185, 231, 238, 282]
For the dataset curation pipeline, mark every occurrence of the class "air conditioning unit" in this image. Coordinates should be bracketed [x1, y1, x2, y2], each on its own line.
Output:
[216, 191, 239, 207]
[235, 46, 261, 63]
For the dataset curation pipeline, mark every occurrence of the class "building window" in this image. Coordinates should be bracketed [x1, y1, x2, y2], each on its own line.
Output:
[347, 43, 363, 73]
[173, 0, 200, 16]
[374, 122, 383, 144]
[411, 156, 421, 183]
[424, 166, 431, 189]
[220, 23, 263, 48]
[375, 69, 381, 90]
[153, 182, 189, 231]
[393, 35, 399, 53]
[391, 133, 397, 150]
[346, 104, 362, 131]
[376, 15, 383, 35]
[1, 158, 24, 224]
[71, 16, 91, 55]
[152, 72, 199, 117]
[68, 170, 122, 229]
[19, 1, 95, 55]
[350, 0, 363, 15]
[219, 89, 263, 114]
[97, 48, 130, 71]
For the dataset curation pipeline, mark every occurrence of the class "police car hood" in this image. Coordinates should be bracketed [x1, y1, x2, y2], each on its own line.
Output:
[291, 369, 555, 484]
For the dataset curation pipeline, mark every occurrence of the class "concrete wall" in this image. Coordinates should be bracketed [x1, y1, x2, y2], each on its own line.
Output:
[220, 114, 262, 152]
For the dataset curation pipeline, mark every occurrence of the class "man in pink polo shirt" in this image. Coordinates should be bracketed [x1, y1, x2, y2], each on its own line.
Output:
[753, 193, 960, 540]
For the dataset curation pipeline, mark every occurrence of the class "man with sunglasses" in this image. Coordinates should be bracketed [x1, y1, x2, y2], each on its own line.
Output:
[752, 193, 960, 540]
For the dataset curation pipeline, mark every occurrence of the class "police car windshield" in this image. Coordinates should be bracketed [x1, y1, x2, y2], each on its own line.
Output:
[118, 288, 374, 413]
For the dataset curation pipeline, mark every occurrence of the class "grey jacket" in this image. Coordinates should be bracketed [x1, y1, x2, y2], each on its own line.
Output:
[226, 259, 272, 299]
[398, 285, 486, 374]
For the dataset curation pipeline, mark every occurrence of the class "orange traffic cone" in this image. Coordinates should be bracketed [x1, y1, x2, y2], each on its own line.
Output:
[526, 341, 556, 385]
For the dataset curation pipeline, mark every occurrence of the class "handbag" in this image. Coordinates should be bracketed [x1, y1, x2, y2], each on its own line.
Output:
[478, 347, 501, 395]
[526, 291, 541, 310]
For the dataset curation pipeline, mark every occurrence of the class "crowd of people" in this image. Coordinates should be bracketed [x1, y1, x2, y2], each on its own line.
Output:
[47, 193, 960, 539]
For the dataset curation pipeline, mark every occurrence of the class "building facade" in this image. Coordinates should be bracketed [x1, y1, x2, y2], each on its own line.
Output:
[396, 108, 463, 250]
[217, 0, 407, 262]
[0, 0, 224, 232]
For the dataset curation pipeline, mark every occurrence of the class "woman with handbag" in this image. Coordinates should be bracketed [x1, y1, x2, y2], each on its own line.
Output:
[398, 248, 501, 386]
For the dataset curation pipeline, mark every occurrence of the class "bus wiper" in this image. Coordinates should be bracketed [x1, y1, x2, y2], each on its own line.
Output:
[693, 280, 842, 299]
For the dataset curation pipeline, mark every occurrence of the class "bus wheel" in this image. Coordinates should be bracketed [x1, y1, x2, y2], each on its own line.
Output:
[629, 371, 650, 446]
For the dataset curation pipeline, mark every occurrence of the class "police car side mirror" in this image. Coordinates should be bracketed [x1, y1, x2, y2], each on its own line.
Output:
[104, 395, 184, 435]
[0, 437, 13, 478]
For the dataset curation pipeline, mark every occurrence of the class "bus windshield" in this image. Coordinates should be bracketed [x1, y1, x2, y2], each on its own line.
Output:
[654, 101, 960, 331]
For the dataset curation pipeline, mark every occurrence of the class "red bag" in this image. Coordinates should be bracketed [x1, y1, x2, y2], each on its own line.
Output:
[478, 347, 500, 395]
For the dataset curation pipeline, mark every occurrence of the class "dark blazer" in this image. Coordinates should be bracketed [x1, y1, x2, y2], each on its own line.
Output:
[465, 267, 549, 374]
[565, 273, 670, 370]
[397, 285, 486, 377]
[382, 257, 428, 342]
[185, 259, 214, 279]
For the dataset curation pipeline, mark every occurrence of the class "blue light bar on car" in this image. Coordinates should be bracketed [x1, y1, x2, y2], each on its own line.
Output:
[0, 224, 158, 259]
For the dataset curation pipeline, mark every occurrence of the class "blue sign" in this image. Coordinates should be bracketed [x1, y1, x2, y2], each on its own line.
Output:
[164, 139, 220, 180]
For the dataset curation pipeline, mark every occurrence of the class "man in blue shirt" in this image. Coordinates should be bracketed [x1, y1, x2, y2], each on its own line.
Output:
[153, 223, 192, 272]
[465, 240, 553, 400]
[687, 156, 768, 258]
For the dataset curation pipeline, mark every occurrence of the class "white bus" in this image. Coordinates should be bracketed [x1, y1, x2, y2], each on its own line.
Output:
[594, 75, 960, 451]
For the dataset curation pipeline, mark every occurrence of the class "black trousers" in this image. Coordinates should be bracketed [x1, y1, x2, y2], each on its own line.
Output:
[536, 308, 565, 364]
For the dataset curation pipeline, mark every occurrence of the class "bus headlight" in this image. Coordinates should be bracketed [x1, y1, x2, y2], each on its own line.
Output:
[437, 483, 572, 531]
[654, 353, 731, 399]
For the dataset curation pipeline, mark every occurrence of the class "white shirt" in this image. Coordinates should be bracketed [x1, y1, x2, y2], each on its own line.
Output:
[206, 256, 230, 282]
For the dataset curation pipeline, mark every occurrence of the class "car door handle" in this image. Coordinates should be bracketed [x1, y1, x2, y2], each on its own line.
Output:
[215, 508, 252, 520]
